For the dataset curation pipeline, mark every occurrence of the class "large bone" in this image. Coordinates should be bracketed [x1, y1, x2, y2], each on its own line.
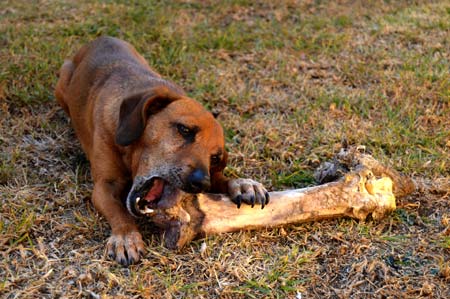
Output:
[142, 146, 415, 249]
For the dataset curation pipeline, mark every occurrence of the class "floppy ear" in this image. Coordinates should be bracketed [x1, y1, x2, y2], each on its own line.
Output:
[115, 86, 181, 146]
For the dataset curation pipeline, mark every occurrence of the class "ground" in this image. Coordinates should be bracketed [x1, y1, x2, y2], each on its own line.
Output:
[0, 0, 449, 298]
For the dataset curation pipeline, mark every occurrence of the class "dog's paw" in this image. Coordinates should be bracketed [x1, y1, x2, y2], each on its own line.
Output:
[106, 231, 145, 266]
[228, 178, 270, 209]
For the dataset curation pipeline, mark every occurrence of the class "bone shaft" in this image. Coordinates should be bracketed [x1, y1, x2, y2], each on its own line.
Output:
[196, 181, 355, 235]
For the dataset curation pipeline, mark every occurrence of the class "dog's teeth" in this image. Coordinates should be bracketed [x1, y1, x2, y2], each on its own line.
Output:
[142, 207, 154, 214]
[134, 196, 154, 215]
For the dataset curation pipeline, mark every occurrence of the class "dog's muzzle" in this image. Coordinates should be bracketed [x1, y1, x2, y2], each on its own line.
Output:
[125, 175, 183, 217]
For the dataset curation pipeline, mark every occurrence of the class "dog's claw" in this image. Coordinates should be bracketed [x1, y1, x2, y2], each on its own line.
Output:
[138, 248, 146, 258]
[264, 191, 270, 207]
[228, 178, 269, 209]
[108, 249, 115, 261]
[233, 195, 242, 209]
[119, 257, 128, 266]
[127, 254, 139, 265]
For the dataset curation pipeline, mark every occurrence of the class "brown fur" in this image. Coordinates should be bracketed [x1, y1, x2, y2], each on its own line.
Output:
[55, 37, 268, 265]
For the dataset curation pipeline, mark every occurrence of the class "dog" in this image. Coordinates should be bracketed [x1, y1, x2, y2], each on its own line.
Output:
[55, 36, 269, 265]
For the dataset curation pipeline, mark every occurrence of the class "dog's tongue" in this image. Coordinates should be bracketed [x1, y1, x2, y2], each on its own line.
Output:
[144, 179, 164, 201]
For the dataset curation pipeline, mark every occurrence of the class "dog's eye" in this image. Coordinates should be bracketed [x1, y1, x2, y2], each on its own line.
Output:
[174, 122, 199, 142]
[177, 124, 191, 136]
[176, 123, 198, 142]
[210, 154, 221, 166]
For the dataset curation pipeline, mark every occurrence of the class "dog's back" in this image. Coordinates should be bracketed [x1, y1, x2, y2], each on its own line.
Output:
[56, 36, 158, 112]
[55, 36, 182, 156]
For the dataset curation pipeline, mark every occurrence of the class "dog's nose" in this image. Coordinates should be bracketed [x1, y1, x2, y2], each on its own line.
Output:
[186, 168, 211, 193]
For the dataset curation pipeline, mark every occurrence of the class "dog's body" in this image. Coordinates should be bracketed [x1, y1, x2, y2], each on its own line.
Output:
[55, 37, 268, 265]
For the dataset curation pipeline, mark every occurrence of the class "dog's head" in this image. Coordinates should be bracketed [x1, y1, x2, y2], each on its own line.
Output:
[115, 85, 227, 217]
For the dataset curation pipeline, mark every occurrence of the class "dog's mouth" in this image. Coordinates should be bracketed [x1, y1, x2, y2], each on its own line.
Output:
[126, 176, 182, 217]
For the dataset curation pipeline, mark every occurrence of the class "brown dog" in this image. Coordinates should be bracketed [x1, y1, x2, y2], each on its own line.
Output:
[55, 36, 269, 265]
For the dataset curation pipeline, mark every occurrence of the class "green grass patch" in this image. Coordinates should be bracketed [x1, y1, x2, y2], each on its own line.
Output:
[274, 169, 315, 188]
[439, 236, 450, 249]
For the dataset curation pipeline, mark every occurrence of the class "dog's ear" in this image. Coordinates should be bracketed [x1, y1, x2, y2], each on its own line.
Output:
[116, 86, 181, 146]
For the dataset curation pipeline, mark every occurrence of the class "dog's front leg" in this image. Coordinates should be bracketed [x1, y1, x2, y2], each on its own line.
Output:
[92, 180, 145, 266]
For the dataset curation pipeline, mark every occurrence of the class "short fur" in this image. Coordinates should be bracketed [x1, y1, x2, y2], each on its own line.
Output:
[55, 37, 268, 265]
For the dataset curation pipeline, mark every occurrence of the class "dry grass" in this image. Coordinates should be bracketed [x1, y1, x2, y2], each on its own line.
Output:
[1, 0, 449, 298]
